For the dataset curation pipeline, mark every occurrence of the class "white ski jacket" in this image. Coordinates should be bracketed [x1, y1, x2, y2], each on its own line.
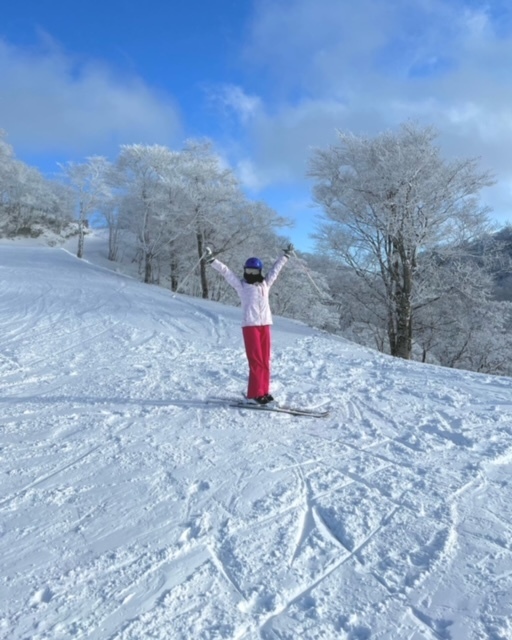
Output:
[210, 256, 288, 326]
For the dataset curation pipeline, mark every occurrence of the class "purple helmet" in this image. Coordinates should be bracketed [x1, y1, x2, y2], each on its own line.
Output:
[244, 257, 263, 270]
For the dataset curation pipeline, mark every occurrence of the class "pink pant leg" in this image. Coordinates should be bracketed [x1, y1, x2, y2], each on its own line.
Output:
[242, 325, 271, 398]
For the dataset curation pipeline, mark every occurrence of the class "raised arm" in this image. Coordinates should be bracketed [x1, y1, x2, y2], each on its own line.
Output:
[265, 244, 294, 288]
[264, 256, 288, 288]
[210, 259, 244, 296]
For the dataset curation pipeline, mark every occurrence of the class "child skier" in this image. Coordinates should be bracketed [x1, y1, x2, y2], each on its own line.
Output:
[205, 245, 293, 405]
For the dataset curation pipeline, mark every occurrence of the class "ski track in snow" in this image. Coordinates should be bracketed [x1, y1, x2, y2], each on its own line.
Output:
[1, 243, 512, 639]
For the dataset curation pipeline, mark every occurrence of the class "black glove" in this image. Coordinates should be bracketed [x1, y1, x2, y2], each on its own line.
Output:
[204, 247, 215, 264]
[283, 243, 294, 258]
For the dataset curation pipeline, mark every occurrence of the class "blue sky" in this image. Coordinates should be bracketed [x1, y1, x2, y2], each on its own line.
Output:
[2, 0, 512, 250]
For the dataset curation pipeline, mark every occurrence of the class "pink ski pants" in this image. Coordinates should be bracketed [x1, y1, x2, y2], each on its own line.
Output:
[242, 325, 271, 399]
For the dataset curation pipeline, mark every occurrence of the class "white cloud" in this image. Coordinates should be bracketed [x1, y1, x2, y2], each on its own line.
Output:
[462, 6, 492, 41]
[213, 85, 262, 123]
[243, 99, 353, 185]
[236, 158, 266, 191]
[0, 38, 183, 160]
[229, 0, 512, 221]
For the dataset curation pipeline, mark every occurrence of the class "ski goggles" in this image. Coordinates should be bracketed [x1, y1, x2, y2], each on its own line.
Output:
[244, 267, 261, 275]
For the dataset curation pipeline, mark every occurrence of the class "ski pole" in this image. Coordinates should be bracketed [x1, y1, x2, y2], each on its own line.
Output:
[288, 248, 333, 302]
[172, 251, 209, 296]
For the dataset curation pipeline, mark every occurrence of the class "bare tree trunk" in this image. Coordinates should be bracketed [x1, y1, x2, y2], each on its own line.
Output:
[395, 295, 412, 359]
[387, 309, 397, 356]
[77, 215, 85, 259]
[170, 255, 179, 292]
[144, 250, 152, 283]
[387, 238, 413, 359]
[108, 223, 119, 261]
[196, 230, 209, 299]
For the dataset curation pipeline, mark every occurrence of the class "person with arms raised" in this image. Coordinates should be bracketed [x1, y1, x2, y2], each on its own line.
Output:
[205, 244, 293, 405]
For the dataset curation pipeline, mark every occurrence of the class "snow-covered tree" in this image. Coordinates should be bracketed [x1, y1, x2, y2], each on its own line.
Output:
[269, 249, 337, 330]
[0, 133, 16, 226]
[309, 122, 495, 359]
[112, 140, 289, 295]
[60, 156, 113, 258]
[174, 140, 246, 298]
[412, 256, 512, 373]
[116, 145, 176, 283]
[7, 164, 72, 236]
[157, 140, 288, 298]
[0, 131, 73, 238]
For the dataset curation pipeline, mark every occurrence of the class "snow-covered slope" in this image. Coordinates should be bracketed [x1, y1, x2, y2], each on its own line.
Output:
[1, 244, 512, 640]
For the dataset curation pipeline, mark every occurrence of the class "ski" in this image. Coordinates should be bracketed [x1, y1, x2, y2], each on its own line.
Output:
[230, 401, 329, 418]
[206, 396, 329, 418]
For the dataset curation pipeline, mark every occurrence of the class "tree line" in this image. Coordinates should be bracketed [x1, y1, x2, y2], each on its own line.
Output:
[1, 124, 511, 376]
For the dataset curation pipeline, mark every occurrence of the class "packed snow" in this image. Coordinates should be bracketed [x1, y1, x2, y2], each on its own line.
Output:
[1, 239, 512, 640]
